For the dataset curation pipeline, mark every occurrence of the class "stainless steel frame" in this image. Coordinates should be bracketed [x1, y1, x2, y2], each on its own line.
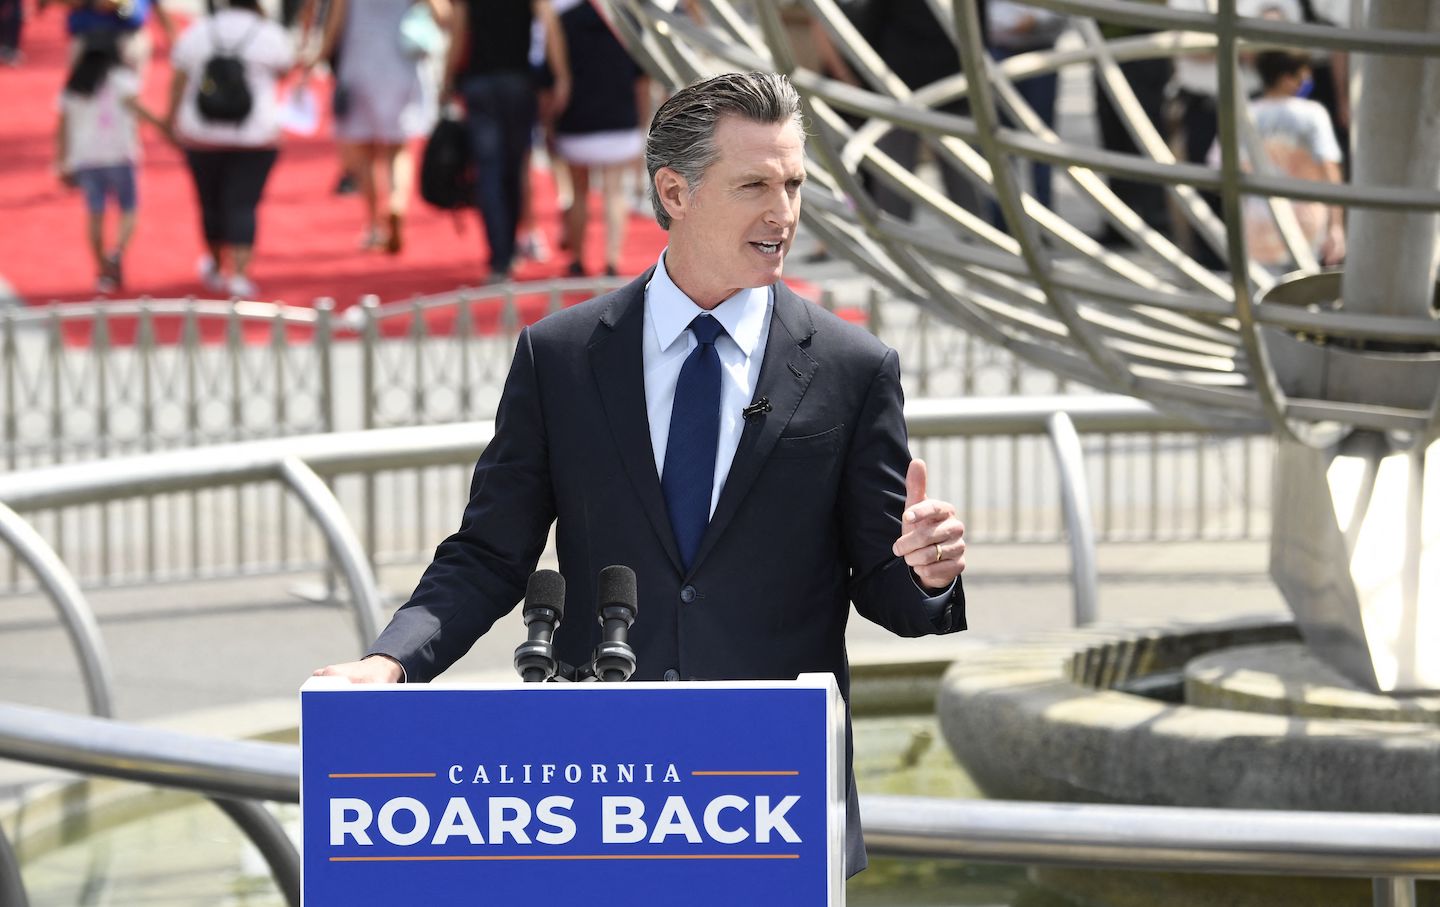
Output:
[601, 0, 1440, 437]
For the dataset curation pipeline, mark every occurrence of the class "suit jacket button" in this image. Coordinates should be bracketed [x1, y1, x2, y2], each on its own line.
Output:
[680, 585, 696, 604]
[664, 669, 680, 682]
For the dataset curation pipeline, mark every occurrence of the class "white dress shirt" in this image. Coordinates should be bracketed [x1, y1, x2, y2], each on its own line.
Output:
[643, 251, 773, 517]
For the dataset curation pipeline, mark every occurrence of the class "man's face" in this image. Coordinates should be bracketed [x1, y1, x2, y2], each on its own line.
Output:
[665, 116, 806, 304]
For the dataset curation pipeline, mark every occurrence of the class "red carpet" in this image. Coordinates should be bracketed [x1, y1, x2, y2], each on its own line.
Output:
[0, 5, 670, 313]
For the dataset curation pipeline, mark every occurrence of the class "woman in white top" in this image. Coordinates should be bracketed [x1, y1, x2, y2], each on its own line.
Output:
[166, 0, 293, 299]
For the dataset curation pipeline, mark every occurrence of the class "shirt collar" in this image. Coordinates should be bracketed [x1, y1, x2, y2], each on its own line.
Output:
[646, 251, 770, 358]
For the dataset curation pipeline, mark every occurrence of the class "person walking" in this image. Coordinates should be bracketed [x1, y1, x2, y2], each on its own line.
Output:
[55, 32, 164, 293]
[44, 0, 175, 81]
[0, 0, 23, 64]
[1212, 48, 1345, 272]
[551, 0, 646, 277]
[445, 0, 570, 283]
[313, 0, 451, 254]
[167, 0, 294, 298]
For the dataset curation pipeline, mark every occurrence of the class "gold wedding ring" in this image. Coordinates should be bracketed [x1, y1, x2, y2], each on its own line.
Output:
[933, 543, 943, 563]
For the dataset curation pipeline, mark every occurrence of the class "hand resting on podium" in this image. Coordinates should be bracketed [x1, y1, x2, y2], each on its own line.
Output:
[313, 653, 405, 683]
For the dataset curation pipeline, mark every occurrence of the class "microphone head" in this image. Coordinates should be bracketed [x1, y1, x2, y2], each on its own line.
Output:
[596, 565, 638, 618]
[524, 569, 566, 620]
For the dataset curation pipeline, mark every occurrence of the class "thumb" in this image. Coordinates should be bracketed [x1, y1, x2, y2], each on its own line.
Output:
[904, 458, 927, 514]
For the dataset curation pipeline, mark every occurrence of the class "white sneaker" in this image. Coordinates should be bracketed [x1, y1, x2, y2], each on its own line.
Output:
[197, 256, 226, 293]
[227, 274, 258, 299]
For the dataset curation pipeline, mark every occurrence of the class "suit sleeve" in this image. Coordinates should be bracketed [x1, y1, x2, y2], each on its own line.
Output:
[368, 327, 557, 681]
[840, 347, 966, 637]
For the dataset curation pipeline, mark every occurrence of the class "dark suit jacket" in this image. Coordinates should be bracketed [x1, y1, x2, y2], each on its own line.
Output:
[371, 270, 966, 872]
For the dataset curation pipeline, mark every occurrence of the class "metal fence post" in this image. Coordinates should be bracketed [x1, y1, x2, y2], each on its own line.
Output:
[358, 296, 381, 574]
[1046, 411, 1100, 625]
[1373, 877, 1418, 907]
[314, 299, 336, 435]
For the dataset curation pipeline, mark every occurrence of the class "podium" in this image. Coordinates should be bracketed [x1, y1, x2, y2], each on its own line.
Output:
[300, 674, 846, 905]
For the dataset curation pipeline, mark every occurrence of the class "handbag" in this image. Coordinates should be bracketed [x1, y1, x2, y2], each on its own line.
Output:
[399, 2, 444, 59]
[419, 109, 474, 211]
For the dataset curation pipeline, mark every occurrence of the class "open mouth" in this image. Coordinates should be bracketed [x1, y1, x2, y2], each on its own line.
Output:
[751, 241, 783, 255]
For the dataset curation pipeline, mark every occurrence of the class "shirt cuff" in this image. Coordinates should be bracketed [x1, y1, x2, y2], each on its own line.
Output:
[916, 578, 957, 628]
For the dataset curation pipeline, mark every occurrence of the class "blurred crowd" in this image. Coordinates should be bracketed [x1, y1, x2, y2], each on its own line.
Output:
[37, 0, 655, 296]
[20, 0, 1353, 298]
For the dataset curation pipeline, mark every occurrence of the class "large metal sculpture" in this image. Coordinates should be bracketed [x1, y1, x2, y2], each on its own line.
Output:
[598, 0, 1440, 692]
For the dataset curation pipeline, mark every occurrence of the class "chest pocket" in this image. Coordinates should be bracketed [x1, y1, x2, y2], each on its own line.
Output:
[770, 425, 844, 459]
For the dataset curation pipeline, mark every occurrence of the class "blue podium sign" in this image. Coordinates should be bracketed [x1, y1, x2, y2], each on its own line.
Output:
[301, 674, 845, 905]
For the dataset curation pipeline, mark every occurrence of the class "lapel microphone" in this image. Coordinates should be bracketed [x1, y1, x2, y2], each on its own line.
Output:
[742, 397, 772, 419]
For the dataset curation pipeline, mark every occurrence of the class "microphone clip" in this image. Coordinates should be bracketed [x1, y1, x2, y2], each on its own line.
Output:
[742, 397, 772, 420]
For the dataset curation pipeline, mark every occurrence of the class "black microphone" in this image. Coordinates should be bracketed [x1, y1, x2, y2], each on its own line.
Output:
[590, 565, 638, 682]
[742, 397, 772, 419]
[513, 570, 565, 682]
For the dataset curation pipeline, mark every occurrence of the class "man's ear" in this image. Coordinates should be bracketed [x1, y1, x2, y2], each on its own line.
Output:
[654, 166, 690, 224]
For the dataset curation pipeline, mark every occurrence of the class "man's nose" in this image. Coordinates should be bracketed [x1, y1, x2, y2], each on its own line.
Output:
[764, 188, 796, 227]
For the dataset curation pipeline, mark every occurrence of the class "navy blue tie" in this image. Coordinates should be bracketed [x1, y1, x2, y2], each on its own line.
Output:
[662, 315, 727, 571]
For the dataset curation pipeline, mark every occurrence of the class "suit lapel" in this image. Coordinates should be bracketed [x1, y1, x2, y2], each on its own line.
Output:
[688, 283, 818, 575]
[589, 270, 685, 575]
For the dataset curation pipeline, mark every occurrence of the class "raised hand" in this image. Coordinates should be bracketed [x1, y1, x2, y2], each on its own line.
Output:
[891, 458, 966, 592]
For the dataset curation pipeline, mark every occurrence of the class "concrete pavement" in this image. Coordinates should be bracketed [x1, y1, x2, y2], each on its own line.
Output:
[0, 539, 1287, 724]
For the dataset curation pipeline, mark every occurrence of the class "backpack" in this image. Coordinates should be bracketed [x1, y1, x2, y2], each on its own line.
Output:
[419, 112, 474, 210]
[196, 18, 260, 124]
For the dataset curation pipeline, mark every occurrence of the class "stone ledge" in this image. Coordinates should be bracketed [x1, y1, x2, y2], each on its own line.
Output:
[1187, 642, 1440, 725]
[937, 615, 1440, 812]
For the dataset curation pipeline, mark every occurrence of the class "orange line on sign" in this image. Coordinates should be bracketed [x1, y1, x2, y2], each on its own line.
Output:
[327, 772, 438, 779]
[329, 854, 800, 862]
[690, 770, 800, 776]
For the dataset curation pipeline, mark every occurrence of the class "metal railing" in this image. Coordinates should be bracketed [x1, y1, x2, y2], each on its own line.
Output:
[0, 701, 1435, 907]
[0, 701, 299, 907]
[1, 291, 1273, 597]
[861, 796, 1440, 906]
[0, 398, 1248, 718]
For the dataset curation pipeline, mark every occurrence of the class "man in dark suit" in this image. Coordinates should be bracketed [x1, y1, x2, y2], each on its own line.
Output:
[315, 71, 968, 874]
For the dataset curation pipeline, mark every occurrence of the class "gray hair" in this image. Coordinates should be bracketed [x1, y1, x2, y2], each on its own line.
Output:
[645, 71, 805, 230]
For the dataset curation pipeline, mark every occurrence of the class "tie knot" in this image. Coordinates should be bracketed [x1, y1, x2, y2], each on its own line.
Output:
[688, 314, 726, 347]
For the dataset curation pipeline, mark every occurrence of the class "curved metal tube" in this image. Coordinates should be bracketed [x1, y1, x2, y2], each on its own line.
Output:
[0, 702, 299, 802]
[0, 819, 31, 907]
[212, 797, 301, 907]
[0, 501, 115, 718]
[949, 0, 1136, 392]
[277, 456, 384, 648]
[1213, 0, 1296, 443]
[0, 703, 299, 905]
[861, 794, 1440, 877]
[1045, 412, 1099, 625]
